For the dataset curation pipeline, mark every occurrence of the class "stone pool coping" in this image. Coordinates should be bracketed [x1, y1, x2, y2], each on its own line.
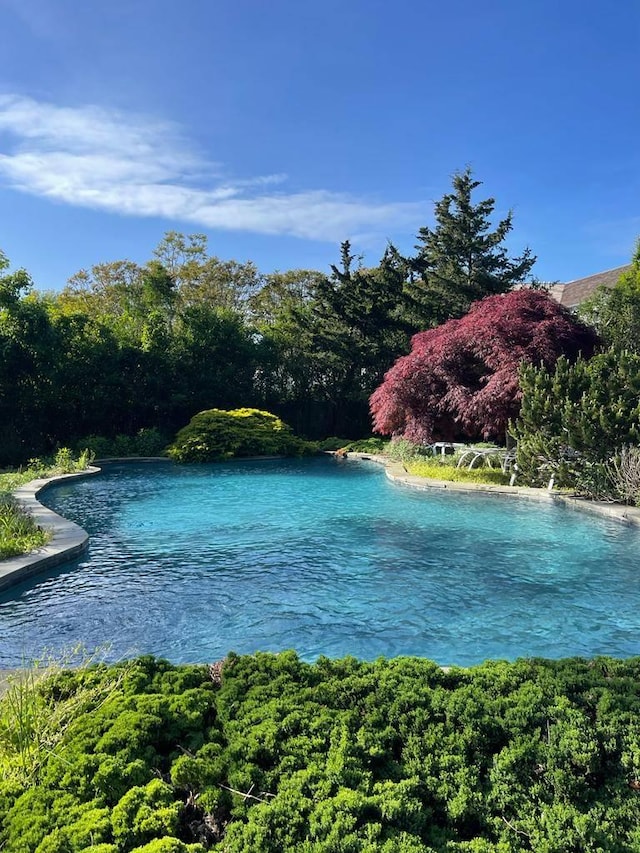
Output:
[0, 467, 102, 593]
[0, 459, 179, 593]
[348, 452, 640, 527]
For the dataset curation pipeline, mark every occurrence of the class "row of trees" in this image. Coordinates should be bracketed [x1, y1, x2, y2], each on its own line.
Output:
[0, 247, 257, 464]
[5, 161, 636, 485]
[0, 169, 543, 466]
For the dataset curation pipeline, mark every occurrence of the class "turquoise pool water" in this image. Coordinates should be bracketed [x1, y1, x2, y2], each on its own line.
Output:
[1, 457, 640, 667]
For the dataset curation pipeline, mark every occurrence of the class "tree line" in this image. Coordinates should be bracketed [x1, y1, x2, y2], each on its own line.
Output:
[0, 169, 539, 466]
[4, 164, 637, 485]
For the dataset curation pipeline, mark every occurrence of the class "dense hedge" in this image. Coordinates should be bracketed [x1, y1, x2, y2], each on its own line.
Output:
[74, 429, 170, 460]
[514, 352, 640, 495]
[167, 408, 310, 462]
[3, 653, 640, 852]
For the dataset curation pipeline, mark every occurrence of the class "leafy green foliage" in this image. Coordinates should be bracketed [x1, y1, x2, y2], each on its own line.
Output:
[314, 437, 355, 452]
[340, 438, 388, 454]
[167, 409, 311, 463]
[254, 244, 411, 440]
[514, 351, 640, 494]
[513, 244, 640, 497]
[383, 439, 433, 463]
[304, 242, 410, 401]
[3, 654, 640, 852]
[74, 429, 169, 460]
[0, 448, 94, 492]
[579, 241, 640, 353]
[0, 238, 262, 466]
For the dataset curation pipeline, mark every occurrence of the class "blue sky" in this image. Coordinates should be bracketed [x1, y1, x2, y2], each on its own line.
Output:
[0, 0, 638, 290]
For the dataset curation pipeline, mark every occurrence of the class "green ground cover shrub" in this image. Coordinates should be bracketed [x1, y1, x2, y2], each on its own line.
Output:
[167, 409, 312, 463]
[0, 449, 94, 559]
[3, 653, 640, 852]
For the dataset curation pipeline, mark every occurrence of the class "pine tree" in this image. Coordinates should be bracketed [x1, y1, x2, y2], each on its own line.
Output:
[296, 240, 410, 401]
[403, 168, 536, 327]
[514, 349, 640, 488]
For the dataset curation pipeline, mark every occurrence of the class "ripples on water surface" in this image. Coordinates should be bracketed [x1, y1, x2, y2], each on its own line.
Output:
[1, 457, 639, 667]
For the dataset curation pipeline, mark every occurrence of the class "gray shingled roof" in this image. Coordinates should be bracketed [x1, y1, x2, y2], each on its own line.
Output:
[550, 264, 632, 309]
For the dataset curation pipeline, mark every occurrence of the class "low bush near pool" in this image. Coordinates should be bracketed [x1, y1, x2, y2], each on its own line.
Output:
[167, 408, 311, 463]
[3, 653, 640, 851]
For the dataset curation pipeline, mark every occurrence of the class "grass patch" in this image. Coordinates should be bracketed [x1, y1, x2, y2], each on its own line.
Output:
[0, 448, 94, 559]
[0, 496, 49, 559]
[0, 646, 131, 785]
[405, 459, 510, 485]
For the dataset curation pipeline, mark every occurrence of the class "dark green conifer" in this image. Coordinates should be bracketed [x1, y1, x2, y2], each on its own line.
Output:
[403, 168, 537, 327]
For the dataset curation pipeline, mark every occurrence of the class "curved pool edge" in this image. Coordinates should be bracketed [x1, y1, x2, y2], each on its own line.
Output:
[0, 467, 102, 593]
[349, 453, 640, 526]
[4, 453, 639, 596]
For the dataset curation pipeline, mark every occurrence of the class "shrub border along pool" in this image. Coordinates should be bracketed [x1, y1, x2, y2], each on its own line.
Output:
[2, 453, 640, 595]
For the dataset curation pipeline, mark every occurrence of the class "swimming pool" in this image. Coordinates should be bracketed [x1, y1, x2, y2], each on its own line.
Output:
[1, 457, 639, 667]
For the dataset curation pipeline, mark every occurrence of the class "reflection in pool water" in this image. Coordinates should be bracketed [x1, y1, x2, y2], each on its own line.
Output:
[1, 457, 639, 667]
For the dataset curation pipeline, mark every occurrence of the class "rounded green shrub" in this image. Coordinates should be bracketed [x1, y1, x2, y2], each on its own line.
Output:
[129, 839, 205, 853]
[167, 408, 311, 463]
[111, 780, 181, 849]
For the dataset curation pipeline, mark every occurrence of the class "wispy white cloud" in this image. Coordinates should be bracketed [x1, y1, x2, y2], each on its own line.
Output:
[0, 94, 423, 242]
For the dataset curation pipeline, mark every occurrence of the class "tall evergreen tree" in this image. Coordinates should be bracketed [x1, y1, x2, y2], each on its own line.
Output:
[402, 168, 537, 327]
[299, 240, 410, 401]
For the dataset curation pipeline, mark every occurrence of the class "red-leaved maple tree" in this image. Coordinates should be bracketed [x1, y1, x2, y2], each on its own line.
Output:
[370, 289, 598, 443]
